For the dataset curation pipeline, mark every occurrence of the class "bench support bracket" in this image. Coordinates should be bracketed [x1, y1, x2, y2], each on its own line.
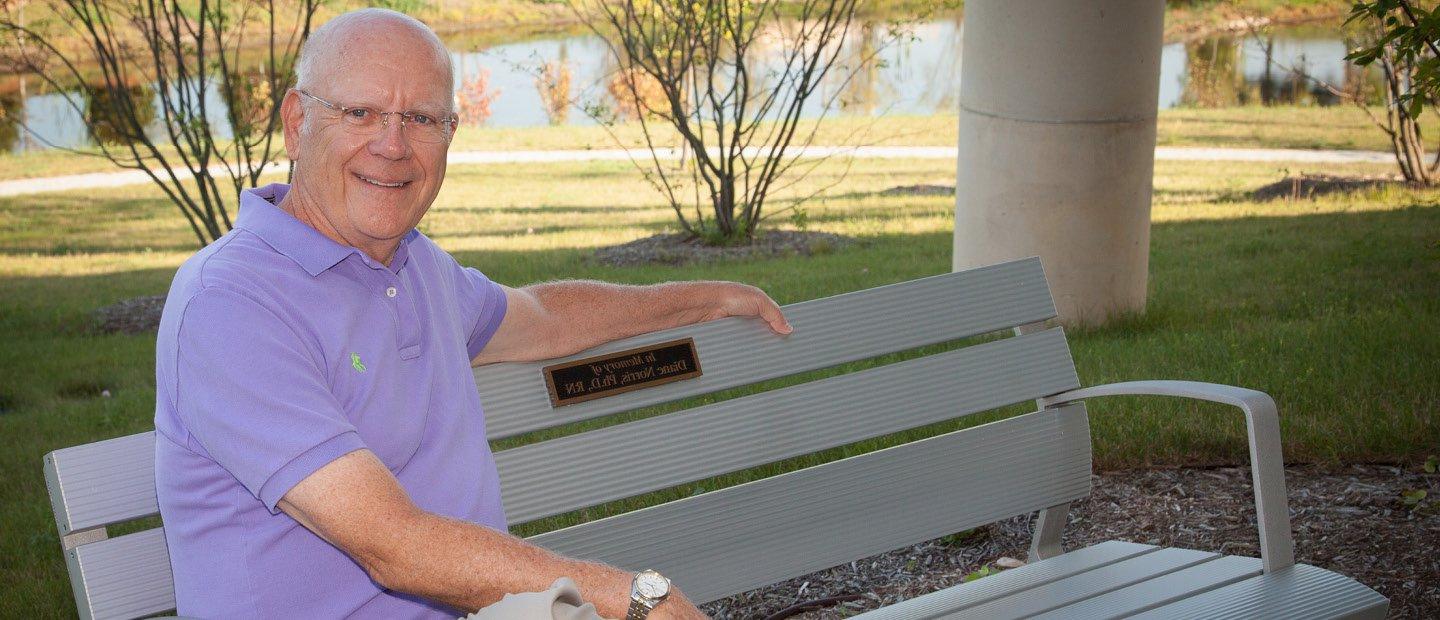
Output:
[1028, 502, 1070, 562]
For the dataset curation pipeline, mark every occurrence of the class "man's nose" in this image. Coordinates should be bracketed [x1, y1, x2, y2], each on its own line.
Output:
[367, 114, 412, 160]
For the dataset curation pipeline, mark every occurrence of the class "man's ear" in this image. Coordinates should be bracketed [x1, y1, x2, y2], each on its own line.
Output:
[280, 89, 304, 162]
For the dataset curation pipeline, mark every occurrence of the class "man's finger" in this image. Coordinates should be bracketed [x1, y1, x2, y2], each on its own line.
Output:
[759, 301, 792, 335]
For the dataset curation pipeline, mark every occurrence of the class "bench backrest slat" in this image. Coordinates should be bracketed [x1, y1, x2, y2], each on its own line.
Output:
[64, 529, 174, 620]
[477, 257, 1055, 440]
[530, 404, 1093, 604]
[45, 433, 158, 536]
[497, 327, 1078, 523]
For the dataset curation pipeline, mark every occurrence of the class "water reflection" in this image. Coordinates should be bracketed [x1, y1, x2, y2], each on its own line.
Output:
[3, 16, 1364, 153]
[1171, 35, 1360, 108]
[1157, 34, 1366, 108]
[222, 66, 288, 141]
[1183, 37, 1242, 107]
[0, 90, 21, 152]
[86, 82, 156, 146]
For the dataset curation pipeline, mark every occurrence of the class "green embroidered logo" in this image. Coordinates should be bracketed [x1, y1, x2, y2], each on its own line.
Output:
[350, 353, 367, 373]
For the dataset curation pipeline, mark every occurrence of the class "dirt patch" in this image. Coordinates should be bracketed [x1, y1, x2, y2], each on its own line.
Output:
[591, 231, 856, 267]
[878, 184, 954, 197]
[94, 294, 165, 335]
[706, 464, 1438, 619]
[1251, 173, 1409, 202]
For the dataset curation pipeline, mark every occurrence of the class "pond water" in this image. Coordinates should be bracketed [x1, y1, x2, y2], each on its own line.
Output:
[0, 15, 1359, 153]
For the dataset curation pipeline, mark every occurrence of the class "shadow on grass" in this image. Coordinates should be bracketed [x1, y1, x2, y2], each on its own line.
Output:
[441, 204, 660, 216]
[3, 203, 1434, 336]
[0, 194, 204, 256]
[1, 205, 1436, 473]
[0, 242, 202, 257]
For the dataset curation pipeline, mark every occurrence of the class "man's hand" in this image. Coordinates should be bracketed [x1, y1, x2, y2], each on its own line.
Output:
[687, 282, 791, 336]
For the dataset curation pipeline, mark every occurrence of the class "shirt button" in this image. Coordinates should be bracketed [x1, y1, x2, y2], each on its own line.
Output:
[385, 286, 398, 298]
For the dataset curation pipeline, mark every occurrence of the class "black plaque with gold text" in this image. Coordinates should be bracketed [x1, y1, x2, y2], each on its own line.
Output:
[542, 338, 703, 407]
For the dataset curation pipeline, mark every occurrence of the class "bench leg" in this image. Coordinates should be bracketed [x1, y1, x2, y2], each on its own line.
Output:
[1017, 323, 1069, 564]
[1028, 502, 1069, 562]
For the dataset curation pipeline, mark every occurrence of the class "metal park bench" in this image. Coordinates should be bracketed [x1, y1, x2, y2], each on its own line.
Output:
[44, 257, 1388, 619]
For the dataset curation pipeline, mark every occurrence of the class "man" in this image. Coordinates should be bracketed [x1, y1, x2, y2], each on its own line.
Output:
[153, 8, 790, 619]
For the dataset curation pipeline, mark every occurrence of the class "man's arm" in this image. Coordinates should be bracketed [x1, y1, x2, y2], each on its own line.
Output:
[278, 449, 707, 618]
[472, 280, 791, 366]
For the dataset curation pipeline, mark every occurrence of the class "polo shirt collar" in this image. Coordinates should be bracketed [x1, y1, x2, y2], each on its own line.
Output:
[237, 183, 419, 277]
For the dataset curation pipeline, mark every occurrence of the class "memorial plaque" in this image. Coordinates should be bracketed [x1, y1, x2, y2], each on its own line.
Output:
[543, 338, 703, 407]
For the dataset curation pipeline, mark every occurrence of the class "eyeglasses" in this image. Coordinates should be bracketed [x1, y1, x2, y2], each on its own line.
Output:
[293, 89, 457, 144]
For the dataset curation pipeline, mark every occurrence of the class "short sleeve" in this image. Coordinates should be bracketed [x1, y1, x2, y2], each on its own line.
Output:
[459, 266, 508, 360]
[174, 288, 366, 513]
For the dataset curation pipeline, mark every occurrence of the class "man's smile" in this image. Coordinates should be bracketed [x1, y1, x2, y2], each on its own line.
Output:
[354, 172, 411, 188]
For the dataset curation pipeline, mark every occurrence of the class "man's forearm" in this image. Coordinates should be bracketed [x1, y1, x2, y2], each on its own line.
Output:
[474, 279, 789, 366]
[378, 510, 634, 615]
[282, 451, 708, 618]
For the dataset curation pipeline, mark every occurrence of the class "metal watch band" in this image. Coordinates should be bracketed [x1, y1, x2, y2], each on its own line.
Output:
[626, 598, 650, 620]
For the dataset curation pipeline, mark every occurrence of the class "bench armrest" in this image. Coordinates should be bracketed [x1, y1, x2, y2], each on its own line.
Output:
[1040, 380, 1296, 573]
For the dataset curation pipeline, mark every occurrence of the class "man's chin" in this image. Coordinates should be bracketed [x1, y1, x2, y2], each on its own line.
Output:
[355, 223, 417, 243]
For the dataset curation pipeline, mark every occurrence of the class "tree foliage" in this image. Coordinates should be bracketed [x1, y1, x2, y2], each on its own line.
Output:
[457, 67, 500, 127]
[0, 0, 320, 246]
[536, 59, 572, 125]
[1347, 0, 1440, 183]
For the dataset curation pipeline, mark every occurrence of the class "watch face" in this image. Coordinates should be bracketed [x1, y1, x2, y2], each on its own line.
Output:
[636, 571, 669, 599]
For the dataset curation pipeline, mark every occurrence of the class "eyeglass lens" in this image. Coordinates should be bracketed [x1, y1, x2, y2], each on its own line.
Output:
[338, 109, 452, 143]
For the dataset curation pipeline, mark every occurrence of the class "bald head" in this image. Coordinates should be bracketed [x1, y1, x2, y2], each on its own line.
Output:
[295, 8, 454, 96]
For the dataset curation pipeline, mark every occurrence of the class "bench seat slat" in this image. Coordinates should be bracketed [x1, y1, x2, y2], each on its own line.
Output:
[1130, 564, 1390, 620]
[478, 258, 1056, 439]
[66, 528, 174, 620]
[45, 433, 158, 535]
[528, 404, 1093, 604]
[1032, 554, 1263, 619]
[944, 548, 1222, 619]
[498, 328, 1079, 523]
[853, 541, 1160, 619]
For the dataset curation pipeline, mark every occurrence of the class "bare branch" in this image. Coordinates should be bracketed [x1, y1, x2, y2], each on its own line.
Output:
[0, 0, 318, 245]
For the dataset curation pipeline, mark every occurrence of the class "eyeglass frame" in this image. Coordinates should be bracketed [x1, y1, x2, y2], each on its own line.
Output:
[292, 88, 458, 143]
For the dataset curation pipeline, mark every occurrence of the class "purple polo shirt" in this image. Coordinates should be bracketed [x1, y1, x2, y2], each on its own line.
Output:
[154, 183, 509, 618]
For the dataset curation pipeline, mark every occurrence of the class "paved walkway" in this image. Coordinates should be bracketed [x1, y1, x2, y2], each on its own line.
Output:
[0, 145, 1395, 198]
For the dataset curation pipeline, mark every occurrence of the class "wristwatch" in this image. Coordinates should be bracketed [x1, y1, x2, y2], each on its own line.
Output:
[626, 569, 671, 619]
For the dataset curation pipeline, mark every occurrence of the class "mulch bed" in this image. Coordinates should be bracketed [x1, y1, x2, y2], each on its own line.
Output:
[591, 231, 856, 267]
[93, 294, 166, 335]
[706, 464, 1438, 619]
[877, 184, 954, 197]
[1249, 173, 1410, 202]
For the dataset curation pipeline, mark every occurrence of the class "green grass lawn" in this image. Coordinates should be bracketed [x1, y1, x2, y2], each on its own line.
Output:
[0, 105, 1399, 182]
[456, 105, 1400, 153]
[2, 146, 1438, 613]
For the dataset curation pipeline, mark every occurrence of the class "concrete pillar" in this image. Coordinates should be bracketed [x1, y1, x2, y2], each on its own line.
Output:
[955, 0, 1165, 326]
